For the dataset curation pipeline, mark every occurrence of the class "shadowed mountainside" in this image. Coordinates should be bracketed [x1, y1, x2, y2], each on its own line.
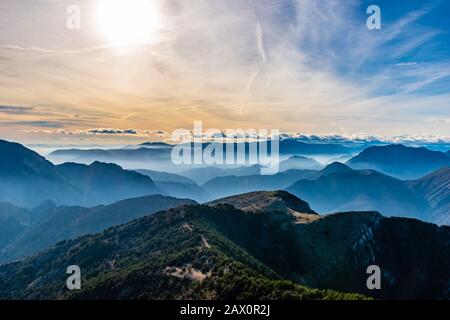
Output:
[0, 140, 165, 208]
[286, 164, 431, 220]
[0, 191, 448, 300]
[0, 195, 196, 264]
[347, 144, 450, 179]
[407, 167, 450, 225]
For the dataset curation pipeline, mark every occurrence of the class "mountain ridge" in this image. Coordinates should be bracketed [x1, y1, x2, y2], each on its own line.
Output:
[347, 144, 450, 179]
[286, 164, 431, 220]
[0, 195, 197, 264]
[0, 191, 448, 300]
[0, 140, 167, 207]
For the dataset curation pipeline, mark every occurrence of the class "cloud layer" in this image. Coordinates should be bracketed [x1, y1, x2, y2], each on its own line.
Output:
[0, 0, 449, 144]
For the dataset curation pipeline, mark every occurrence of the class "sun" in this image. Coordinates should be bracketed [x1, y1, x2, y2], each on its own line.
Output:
[96, 0, 161, 46]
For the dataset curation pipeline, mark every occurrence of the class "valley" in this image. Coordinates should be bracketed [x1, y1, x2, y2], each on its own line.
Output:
[0, 138, 449, 300]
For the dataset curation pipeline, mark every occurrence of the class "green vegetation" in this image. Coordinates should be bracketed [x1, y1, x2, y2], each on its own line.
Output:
[0, 204, 366, 300]
[1, 191, 448, 300]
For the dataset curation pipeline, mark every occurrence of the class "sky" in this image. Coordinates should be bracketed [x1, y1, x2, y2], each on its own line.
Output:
[0, 0, 449, 147]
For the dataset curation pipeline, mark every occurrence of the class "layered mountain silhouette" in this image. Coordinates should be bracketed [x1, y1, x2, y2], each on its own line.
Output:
[180, 165, 263, 185]
[0, 202, 28, 250]
[407, 167, 450, 225]
[0, 191, 448, 300]
[57, 162, 163, 205]
[201, 163, 358, 200]
[0, 140, 87, 207]
[0, 140, 166, 207]
[286, 163, 430, 220]
[47, 139, 350, 172]
[276, 139, 350, 155]
[202, 169, 317, 199]
[136, 169, 211, 202]
[347, 144, 450, 179]
[6, 139, 447, 223]
[0, 195, 196, 264]
[136, 169, 197, 185]
[201, 161, 447, 224]
[279, 155, 322, 171]
[47, 146, 175, 172]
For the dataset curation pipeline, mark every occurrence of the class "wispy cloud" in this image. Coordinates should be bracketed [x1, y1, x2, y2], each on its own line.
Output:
[0, 0, 448, 144]
[88, 128, 138, 135]
[6, 120, 68, 128]
[0, 105, 35, 115]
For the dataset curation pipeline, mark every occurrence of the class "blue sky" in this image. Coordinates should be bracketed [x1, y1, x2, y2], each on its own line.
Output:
[0, 0, 449, 146]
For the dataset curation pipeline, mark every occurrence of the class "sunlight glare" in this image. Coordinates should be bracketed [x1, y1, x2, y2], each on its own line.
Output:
[96, 0, 161, 46]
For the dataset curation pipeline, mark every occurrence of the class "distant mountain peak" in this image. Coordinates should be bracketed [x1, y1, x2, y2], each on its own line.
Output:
[89, 160, 122, 169]
[421, 166, 450, 177]
[0, 139, 54, 174]
[208, 190, 317, 215]
[347, 144, 450, 179]
[351, 144, 438, 158]
[0, 141, 164, 207]
[139, 142, 173, 147]
[320, 162, 353, 176]
[288, 155, 311, 160]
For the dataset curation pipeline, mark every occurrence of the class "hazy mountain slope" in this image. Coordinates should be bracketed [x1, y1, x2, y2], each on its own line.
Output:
[318, 161, 354, 176]
[200, 162, 358, 201]
[277, 139, 350, 155]
[180, 165, 262, 185]
[0, 140, 166, 207]
[279, 156, 322, 171]
[48, 146, 177, 173]
[48, 147, 173, 165]
[0, 203, 29, 249]
[0, 195, 196, 264]
[155, 181, 211, 203]
[137, 169, 211, 202]
[0, 191, 448, 300]
[0, 140, 87, 208]
[136, 169, 197, 185]
[0, 202, 362, 300]
[57, 162, 164, 205]
[47, 140, 350, 173]
[202, 169, 317, 199]
[347, 144, 450, 179]
[408, 168, 450, 225]
[286, 166, 430, 220]
[139, 142, 173, 148]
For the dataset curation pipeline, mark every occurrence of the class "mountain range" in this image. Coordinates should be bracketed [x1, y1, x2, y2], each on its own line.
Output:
[201, 162, 449, 224]
[134, 169, 211, 202]
[0, 195, 196, 264]
[279, 155, 322, 171]
[407, 168, 450, 225]
[0, 140, 165, 208]
[2, 140, 449, 225]
[347, 144, 450, 179]
[0, 191, 448, 300]
[286, 163, 431, 220]
[0, 139, 449, 300]
[46, 139, 351, 172]
[202, 169, 318, 199]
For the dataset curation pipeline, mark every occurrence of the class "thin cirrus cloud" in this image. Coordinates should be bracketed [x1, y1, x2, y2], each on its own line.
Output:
[0, 105, 36, 115]
[88, 128, 138, 135]
[0, 0, 449, 144]
[4, 120, 70, 129]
